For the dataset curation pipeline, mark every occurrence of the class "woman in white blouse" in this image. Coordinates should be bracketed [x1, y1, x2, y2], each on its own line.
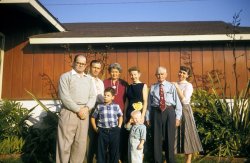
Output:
[173, 66, 203, 163]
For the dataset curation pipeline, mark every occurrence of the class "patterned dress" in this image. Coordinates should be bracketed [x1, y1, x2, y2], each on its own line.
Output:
[175, 81, 203, 154]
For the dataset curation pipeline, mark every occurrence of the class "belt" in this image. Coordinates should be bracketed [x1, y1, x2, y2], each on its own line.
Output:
[62, 103, 87, 112]
[100, 126, 118, 133]
[152, 105, 174, 110]
[76, 103, 86, 106]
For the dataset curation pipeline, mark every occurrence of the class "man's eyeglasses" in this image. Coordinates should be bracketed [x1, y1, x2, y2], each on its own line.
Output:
[75, 62, 86, 66]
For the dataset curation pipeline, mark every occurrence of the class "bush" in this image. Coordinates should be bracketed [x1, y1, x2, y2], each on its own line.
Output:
[21, 91, 58, 163]
[191, 81, 250, 158]
[0, 136, 24, 155]
[0, 100, 31, 154]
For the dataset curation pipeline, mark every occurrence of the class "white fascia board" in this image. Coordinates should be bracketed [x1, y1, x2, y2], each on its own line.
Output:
[29, 34, 250, 44]
[29, 0, 65, 32]
[0, 0, 65, 32]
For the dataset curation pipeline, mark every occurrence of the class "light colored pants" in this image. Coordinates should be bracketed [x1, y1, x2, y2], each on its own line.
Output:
[128, 137, 143, 163]
[56, 108, 89, 163]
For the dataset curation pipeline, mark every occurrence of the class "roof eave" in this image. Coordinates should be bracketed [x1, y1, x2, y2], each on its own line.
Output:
[29, 34, 250, 44]
[0, 0, 66, 32]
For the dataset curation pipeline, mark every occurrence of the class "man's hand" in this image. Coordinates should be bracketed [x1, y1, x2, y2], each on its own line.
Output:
[78, 106, 89, 120]
[176, 119, 180, 127]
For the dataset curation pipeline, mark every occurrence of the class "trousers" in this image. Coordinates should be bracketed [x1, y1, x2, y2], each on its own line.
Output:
[56, 108, 89, 163]
[151, 106, 176, 163]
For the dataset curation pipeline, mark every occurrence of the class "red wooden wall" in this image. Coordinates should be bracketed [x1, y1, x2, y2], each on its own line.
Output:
[2, 41, 250, 99]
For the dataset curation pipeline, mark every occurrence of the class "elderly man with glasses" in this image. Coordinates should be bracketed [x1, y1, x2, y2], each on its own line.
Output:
[56, 54, 96, 163]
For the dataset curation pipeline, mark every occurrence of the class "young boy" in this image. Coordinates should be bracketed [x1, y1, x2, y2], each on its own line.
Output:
[91, 87, 123, 163]
[125, 110, 146, 163]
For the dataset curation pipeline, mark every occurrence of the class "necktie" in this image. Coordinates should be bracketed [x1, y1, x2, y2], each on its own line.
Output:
[159, 84, 166, 112]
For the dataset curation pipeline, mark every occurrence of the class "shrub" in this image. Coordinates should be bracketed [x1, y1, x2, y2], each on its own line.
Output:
[0, 136, 24, 154]
[21, 91, 58, 163]
[191, 79, 250, 157]
[0, 100, 31, 154]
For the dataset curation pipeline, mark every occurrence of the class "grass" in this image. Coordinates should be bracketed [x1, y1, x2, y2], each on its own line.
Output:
[175, 154, 248, 163]
[0, 154, 248, 163]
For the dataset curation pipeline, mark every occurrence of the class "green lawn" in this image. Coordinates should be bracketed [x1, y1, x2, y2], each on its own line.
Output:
[0, 154, 248, 163]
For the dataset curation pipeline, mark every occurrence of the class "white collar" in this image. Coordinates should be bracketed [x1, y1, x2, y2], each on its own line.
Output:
[71, 69, 87, 77]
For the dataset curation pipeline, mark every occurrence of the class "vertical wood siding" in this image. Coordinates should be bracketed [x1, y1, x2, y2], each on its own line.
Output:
[2, 42, 250, 99]
[247, 47, 250, 80]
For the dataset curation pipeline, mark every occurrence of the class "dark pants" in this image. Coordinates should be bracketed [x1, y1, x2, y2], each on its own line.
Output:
[151, 106, 176, 163]
[97, 127, 121, 163]
[119, 125, 129, 162]
[87, 117, 98, 163]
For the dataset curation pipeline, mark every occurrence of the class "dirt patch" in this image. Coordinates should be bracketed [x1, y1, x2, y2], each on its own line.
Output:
[0, 154, 21, 159]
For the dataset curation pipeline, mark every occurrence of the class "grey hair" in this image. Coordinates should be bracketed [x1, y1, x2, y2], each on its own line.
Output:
[108, 63, 122, 73]
[156, 66, 167, 74]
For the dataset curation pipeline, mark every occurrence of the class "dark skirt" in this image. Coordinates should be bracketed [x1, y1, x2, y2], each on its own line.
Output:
[175, 104, 203, 154]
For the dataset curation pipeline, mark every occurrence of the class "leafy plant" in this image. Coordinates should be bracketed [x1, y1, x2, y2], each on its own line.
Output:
[0, 136, 24, 154]
[191, 75, 250, 158]
[21, 91, 59, 163]
[0, 100, 32, 154]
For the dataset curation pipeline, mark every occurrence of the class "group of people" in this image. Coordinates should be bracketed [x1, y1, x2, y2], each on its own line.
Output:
[56, 54, 203, 163]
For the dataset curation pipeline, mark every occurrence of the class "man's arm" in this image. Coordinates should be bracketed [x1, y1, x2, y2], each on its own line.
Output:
[86, 78, 97, 110]
[146, 86, 152, 126]
[172, 85, 182, 126]
[58, 73, 80, 112]
[78, 106, 89, 120]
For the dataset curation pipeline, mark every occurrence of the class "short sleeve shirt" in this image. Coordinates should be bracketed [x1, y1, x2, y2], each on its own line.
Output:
[92, 103, 123, 128]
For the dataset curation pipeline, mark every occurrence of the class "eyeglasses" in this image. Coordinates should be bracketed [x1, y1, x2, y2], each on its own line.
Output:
[75, 62, 86, 66]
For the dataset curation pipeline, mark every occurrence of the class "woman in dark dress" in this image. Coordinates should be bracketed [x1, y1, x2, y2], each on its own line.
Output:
[125, 66, 148, 123]
[122, 67, 148, 162]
